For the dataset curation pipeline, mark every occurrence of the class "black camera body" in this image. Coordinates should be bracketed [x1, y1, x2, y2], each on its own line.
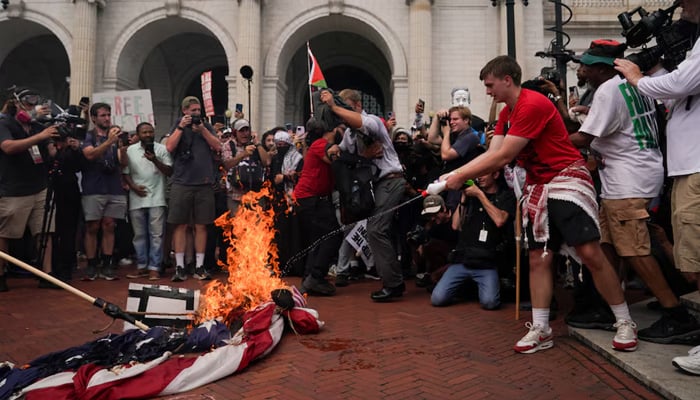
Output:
[619, 4, 698, 71]
[191, 115, 202, 125]
[144, 142, 155, 154]
[50, 105, 87, 141]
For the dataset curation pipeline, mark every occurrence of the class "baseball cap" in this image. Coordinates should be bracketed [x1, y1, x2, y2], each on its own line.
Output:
[421, 195, 445, 215]
[580, 39, 627, 66]
[233, 119, 250, 131]
[181, 96, 200, 108]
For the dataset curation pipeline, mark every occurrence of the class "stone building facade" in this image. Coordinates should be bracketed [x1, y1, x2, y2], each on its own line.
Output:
[0, 0, 674, 134]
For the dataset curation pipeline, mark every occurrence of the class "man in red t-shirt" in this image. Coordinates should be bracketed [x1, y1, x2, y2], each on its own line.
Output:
[444, 55, 638, 354]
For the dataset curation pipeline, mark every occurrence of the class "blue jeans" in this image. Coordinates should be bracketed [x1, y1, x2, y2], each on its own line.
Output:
[130, 206, 166, 271]
[431, 264, 500, 310]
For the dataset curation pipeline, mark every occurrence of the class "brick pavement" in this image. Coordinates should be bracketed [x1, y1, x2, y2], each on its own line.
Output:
[0, 271, 662, 400]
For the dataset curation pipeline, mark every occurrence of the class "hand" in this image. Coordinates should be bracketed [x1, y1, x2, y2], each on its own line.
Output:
[415, 102, 425, 114]
[191, 121, 204, 134]
[570, 105, 590, 115]
[144, 150, 156, 162]
[361, 141, 383, 159]
[463, 184, 482, 198]
[133, 185, 148, 197]
[107, 126, 121, 144]
[319, 90, 334, 107]
[444, 172, 467, 191]
[244, 144, 256, 156]
[385, 116, 397, 130]
[67, 137, 80, 150]
[34, 105, 51, 118]
[538, 79, 559, 97]
[326, 144, 340, 159]
[614, 58, 643, 86]
[436, 109, 449, 120]
[234, 110, 245, 119]
[179, 115, 192, 128]
[274, 173, 284, 185]
[39, 125, 60, 141]
[268, 147, 278, 157]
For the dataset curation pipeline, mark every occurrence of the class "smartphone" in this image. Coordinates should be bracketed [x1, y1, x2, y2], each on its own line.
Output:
[296, 125, 305, 135]
[387, 111, 394, 119]
[418, 99, 425, 109]
[119, 131, 130, 146]
[285, 122, 293, 131]
[144, 142, 155, 154]
[235, 103, 243, 113]
[79, 96, 90, 107]
[569, 86, 580, 101]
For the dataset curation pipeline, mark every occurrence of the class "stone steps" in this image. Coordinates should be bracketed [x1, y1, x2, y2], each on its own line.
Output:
[569, 295, 700, 400]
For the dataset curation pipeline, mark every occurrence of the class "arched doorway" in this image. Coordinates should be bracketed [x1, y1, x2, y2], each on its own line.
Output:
[0, 20, 70, 107]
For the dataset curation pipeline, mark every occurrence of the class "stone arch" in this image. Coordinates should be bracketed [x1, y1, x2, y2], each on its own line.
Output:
[264, 5, 407, 79]
[103, 7, 236, 90]
[0, 10, 72, 63]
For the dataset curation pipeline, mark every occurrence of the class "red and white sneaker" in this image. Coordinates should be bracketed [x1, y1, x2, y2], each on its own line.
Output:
[514, 322, 554, 354]
[612, 319, 638, 351]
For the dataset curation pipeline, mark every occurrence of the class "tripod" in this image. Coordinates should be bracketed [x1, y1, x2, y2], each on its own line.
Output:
[36, 158, 59, 274]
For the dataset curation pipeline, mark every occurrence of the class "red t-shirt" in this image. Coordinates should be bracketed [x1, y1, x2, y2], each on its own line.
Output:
[294, 138, 334, 199]
[495, 88, 582, 184]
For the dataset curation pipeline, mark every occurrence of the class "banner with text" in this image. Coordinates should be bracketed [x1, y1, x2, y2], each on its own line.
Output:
[92, 89, 155, 133]
[345, 220, 374, 267]
[201, 71, 215, 117]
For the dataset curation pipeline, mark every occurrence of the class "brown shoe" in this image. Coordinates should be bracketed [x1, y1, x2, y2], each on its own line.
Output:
[148, 271, 161, 281]
[126, 270, 149, 279]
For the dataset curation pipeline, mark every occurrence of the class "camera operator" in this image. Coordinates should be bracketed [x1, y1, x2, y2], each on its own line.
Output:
[615, 0, 700, 374]
[80, 103, 126, 281]
[0, 87, 60, 291]
[165, 96, 221, 282]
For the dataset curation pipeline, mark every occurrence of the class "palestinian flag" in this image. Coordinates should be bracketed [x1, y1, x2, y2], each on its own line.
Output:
[308, 47, 327, 89]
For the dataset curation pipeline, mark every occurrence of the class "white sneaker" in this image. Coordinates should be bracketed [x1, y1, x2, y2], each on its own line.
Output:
[672, 345, 700, 375]
[514, 322, 553, 354]
[118, 257, 133, 266]
[612, 319, 638, 352]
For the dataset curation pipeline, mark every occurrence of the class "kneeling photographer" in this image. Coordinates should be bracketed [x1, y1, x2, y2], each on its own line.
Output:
[0, 87, 61, 291]
[615, 0, 700, 375]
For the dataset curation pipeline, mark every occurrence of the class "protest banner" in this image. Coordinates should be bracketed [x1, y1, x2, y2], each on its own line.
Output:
[92, 89, 155, 132]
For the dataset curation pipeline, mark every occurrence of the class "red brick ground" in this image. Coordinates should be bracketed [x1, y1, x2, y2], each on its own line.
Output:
[0, 270, 661, 400]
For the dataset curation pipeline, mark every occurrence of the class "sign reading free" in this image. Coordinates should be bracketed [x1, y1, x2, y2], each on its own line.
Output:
[92, 89, 155, 132]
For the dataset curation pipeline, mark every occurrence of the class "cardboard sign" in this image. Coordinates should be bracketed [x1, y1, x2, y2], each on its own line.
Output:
[201, 71, 215, 117]
[124, 283, 200, 330]
[92, 89, 155, 133]
[345, 220, 374, 267]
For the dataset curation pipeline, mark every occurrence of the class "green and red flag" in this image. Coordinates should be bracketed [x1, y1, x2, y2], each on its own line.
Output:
[307, 47, 327, 89]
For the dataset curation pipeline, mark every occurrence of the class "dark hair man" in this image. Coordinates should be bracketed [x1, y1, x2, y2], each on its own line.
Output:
[0, 88, 59, 291]
[165, 96, 221, 281]
[123, 122, 173, 281]
[80, 102, 126, 281]
[444, 55, 638, 354]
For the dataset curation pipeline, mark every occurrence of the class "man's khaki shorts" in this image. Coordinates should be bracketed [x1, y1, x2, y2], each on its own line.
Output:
[599, 198, 651, 257]
[0, 189, 55, 239]
[672, 173, 700, 273]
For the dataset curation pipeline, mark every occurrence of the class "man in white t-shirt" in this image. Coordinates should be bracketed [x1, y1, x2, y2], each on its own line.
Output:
[570, 39, 700, 345]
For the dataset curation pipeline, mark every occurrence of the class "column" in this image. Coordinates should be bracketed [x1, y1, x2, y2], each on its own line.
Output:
[407, 0, 433, 118]
[237, 0, 262, 132]
[69, 0, 102, 104]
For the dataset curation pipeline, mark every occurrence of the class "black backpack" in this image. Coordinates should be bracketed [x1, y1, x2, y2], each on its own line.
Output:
[332, 152, 378, 224]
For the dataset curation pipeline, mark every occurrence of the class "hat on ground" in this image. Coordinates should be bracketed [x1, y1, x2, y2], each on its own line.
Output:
[422, 195, 445, 215]
[580, 39, 627, 66]
[181, 96, 200, 108]
[233, 119, 250, 131]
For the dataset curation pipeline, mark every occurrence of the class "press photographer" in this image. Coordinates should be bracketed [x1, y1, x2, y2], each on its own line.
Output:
[0, 87, 61, 291]
[615, 0, 700, 375]
[80, 102, 127, 281]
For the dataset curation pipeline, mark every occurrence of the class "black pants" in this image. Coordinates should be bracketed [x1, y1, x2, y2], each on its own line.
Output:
[296, 196, 341, 280]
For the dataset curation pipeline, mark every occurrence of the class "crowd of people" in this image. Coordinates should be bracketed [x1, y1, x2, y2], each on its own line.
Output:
[0, 0, 699, 375]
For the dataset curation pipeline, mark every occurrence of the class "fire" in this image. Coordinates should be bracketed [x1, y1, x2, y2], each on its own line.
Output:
[196, 184, 289, 325]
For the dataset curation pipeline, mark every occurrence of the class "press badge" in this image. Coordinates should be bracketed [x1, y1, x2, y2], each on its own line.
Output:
[479, 223, 488, 242]
[28, 145, 43, 164]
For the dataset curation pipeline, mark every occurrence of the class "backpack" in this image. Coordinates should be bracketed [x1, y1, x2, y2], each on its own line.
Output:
[230, 142, 265, 191]
[332, 152, 378, 224]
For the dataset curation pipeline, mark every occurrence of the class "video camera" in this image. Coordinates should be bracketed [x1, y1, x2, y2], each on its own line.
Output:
[46, 104, 88, 141]
[618, 3, 698, 71]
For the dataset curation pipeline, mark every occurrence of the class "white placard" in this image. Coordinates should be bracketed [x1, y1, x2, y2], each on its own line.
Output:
[92, 89, 155, 133]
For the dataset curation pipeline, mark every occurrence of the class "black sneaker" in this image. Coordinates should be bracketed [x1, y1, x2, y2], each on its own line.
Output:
[335, 274, 349, 287]
[0, 275, 8, 292]
[99, 267, 119, 281]
[193, 267, 212, 281]
[638, 312, 700, 344]
[415, 273, 432, 288]
[302, 276, 336, 296]
[565, 306, 616, 331]
[171, 266, 187, 282]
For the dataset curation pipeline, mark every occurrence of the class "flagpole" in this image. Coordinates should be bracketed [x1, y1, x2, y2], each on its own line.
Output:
[307, 41, 314, 117]
[0, 250, 150, 330]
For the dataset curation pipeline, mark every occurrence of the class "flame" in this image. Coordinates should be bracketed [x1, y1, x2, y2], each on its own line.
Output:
[196, 184, 289, 325]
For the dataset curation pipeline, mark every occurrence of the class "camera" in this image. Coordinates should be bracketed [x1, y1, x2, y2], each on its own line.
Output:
[406, 225, 427, 246]
[539, 67, 562, 88]
[618, 3, 698, 71]
[48, 104, 87, 141]
[191, 115, 202, 125]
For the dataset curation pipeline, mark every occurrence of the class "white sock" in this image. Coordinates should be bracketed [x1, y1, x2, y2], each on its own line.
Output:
[196, 253, 204, 268]
[175, 253, 185, 268]
[610, 302, 632, 322]
[532, 308, 550, 331]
